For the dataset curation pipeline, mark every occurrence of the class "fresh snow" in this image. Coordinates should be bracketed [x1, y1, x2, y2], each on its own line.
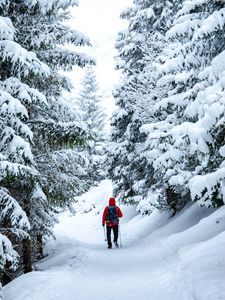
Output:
[3, 180, 225, 300]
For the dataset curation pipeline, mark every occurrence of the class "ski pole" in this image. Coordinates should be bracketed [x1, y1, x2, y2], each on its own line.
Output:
[103, 225, 107, 242]
[118, 224, 122, 248]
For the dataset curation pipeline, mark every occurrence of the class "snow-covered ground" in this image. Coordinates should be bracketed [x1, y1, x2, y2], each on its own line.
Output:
[3, 180, 225, 300]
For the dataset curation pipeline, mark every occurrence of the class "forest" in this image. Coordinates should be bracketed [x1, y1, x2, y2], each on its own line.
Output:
[1, 0, 225, 299]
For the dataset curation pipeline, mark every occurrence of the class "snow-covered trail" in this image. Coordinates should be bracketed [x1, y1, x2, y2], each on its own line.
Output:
[4, 181, 225, 300]
[4, 208, 191, 300]
[47, 244, 189, 300]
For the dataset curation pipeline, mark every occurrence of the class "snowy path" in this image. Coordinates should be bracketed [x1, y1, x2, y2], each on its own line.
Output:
[4, 181, 225, 300]
[4, 210, 191, 300]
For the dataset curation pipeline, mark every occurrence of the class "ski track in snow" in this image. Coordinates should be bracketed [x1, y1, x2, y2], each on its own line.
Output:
[4, 211, 192, 300]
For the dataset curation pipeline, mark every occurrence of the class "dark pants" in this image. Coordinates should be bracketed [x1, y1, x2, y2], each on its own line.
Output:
[106, 225, 118, 247]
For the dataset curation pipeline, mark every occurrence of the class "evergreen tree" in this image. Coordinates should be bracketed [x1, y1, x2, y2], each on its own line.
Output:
[76, 65, 106, 185]
[133, 0, 184, 213]
[0, 13, 48, 282]
[142, 0, 225, 211]
[0, 0, 94, 282]
[107, 0, 181, 206]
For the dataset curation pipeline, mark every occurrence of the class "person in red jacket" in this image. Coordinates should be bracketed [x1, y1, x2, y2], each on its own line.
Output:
[102, 197, 123, 249]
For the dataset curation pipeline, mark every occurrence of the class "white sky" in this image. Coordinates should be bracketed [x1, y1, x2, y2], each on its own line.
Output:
[68, 0, 132, 117]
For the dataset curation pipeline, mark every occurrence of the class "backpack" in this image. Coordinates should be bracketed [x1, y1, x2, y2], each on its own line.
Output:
[106, 206, 118, 224]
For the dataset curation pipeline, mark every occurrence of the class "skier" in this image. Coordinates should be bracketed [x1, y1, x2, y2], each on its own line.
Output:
[102, 197, 123, 249]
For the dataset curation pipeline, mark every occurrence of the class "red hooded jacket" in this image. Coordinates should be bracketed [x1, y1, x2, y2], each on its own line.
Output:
[102, 197, 123, 227]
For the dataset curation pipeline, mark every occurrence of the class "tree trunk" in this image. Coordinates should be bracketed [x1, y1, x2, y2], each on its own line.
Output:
[165, 186, 179, 215]
[0, 260, 12, 285]
[1, 218, 13, 284]
[23, 238, 32, 273]
[37, 235, 44, 259]
[0, 283, 3, 300]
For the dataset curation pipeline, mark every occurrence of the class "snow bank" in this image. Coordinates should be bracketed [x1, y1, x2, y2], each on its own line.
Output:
[143, 205, 225, 300]
[180, 231, 225, 300]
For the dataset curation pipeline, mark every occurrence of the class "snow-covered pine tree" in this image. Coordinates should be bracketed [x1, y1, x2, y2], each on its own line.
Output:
[37, 94, 91, 211]
[1, 0, 94, 281]
[76, 65, 106, 185]
[129, 0, 184, 214]
[77, 66, 105, 138]
[107, 0, 181, 206]
[0, 14, 49, 282]
[13, 0, 94, 211]
[175, 0, 225, 207]
[142, 0, 225, 211]
[8, 0, 93, 96]
[107, 1, 153, 205]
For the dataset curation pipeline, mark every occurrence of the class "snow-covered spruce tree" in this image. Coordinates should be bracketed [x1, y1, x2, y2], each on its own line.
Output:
[38, 95, 92, 211]
[11, 0, 94, 211]
[178, 0, 225, 208]
[141, 0, 225, 212]
[76, 65, 106, 185]
[107, 0, 181, 206]
[107, 1, 155, 205]
[1, 0, 94, 280]
[130, 0, 184, 213]
[8, 0, 93, 96]
[0, 14, 49, 282]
